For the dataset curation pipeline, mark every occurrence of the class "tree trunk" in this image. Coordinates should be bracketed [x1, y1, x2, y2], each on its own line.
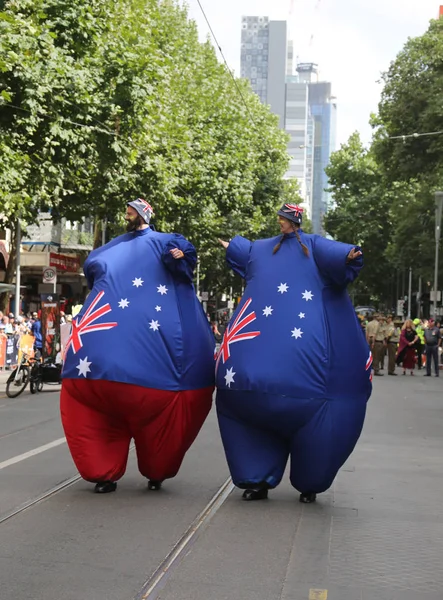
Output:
[0, 220, 18, 314]
[93, 218, 102, 250]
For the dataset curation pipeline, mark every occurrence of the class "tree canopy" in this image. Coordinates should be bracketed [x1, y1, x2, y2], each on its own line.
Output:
[0, 0, 300, 300]
[324, 16, 443, 314]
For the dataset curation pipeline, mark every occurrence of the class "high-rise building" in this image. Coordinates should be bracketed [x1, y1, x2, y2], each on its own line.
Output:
[240, 18, 337, 233]
[240, 16, 287, 127]
[297, 63, 337, 235]
[285, 77, 310, 199]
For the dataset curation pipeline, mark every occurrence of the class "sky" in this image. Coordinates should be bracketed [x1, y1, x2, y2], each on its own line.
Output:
[185, 0, 441, 148]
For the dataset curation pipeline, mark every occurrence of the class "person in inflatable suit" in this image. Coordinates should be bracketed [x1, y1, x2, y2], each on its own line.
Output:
[217, 203, 372, 503]
[61, 199, 215, 493]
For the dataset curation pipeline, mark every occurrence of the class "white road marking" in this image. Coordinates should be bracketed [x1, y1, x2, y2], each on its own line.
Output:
[0, 437, 66, 471]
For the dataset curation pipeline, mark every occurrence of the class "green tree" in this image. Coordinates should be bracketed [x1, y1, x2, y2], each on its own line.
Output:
[374, 17, 443, 185]
[324, 132, 395, 306]
[0, 0, 292, 308]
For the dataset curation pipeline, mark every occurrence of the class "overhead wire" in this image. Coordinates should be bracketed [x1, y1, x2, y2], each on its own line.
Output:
[388, 130, 443, 141]
[194, 0, 257, 127]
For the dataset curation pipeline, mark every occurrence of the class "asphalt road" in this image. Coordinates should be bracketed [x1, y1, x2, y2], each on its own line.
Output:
[0, 367, 442, 600]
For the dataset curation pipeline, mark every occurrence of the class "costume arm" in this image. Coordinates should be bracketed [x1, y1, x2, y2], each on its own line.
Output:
[225, 236, 252, 279]
[312, 235, 363, 287]
[83, 259, 94, 290]
[162, 235, 197, 283]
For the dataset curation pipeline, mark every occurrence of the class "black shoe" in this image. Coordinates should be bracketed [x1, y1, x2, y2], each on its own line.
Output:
[388, 372, 398, 376]
[147, 480, 163, 491]
[299, 492, 317, 504]
[424, 373, 431, 376]
[94, 481, 117, 494]
[374, 372, 383, 376]
[242, 488, 268, 501]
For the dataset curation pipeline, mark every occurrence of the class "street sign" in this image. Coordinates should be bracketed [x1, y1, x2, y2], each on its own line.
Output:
[42, 267, 57, 284]
[227, 300, 234, 309]
[201, 291, 209, 301]
[396, 300, 404, 317]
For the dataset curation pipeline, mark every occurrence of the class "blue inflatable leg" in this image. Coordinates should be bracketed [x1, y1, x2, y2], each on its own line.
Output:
[289, 400, 367, 494]
[217, 411, 289, 489]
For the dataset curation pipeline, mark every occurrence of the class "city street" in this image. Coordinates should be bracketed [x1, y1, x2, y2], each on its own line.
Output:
[0, 370, 442, 600]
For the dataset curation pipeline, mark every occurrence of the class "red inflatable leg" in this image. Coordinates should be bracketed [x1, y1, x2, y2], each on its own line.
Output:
[128, 387, 213, 481]
[60, 379, 131, 482]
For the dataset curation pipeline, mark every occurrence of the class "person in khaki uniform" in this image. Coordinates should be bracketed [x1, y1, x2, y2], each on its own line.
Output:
[373, 315, 387, 376]
[365, 315, 380, 375]
[365, 315, 379, 346]
[385, 316, 400, 375]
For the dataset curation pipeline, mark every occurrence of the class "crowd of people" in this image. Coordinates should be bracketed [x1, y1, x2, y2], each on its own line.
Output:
[360, 314, 442, 377]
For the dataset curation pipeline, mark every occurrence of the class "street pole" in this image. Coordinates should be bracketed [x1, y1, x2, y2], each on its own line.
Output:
[15, 218, 21, 316]
[418, 276, 422, 318]
[434, 192, 443, 320]
[407, 267, 412, 319]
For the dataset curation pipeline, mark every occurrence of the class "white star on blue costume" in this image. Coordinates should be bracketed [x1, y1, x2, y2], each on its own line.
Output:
[216, 231, 371, 497]
[76, 357, 92, 378]
[119, 299, 130, 309]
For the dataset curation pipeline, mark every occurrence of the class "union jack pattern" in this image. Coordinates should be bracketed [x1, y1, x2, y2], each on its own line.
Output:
[283, 203, 304, 218]
[134, 198, 154, 216]
[65, 291, 118, 357]
[216, 298, 260, 368]
[366, 351, 373, 382]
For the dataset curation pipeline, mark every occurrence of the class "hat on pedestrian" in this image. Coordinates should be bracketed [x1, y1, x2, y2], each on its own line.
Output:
[413, 318, 421, 326]
[127, 198, 154, 225]
[277, 203, 304, 225]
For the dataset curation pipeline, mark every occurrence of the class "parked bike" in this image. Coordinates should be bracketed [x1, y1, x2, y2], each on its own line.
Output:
[5, 353, 34, 398]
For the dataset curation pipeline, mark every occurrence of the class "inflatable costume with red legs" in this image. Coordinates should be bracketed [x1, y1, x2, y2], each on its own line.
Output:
[61, 200, 215, 493]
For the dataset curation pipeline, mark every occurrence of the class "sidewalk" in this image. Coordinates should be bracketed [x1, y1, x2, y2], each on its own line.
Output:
[153, 369, 443, 600]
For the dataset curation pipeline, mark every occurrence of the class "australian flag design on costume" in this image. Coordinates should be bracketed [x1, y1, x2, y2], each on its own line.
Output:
[215, 232, 372, 495]
[63, 228, 215, 391]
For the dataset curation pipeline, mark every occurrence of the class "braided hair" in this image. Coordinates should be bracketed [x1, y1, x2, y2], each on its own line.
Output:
[273, 222, 310, 257]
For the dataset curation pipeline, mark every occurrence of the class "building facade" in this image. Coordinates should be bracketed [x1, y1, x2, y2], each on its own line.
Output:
[240, 16, 287, 128]
[297, 63, 337, 234]
[0, 213, 93, 315]
[284, 78, 310, 201]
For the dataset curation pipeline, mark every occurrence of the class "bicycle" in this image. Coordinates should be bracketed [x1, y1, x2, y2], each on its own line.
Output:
[5, 353, 37, 398]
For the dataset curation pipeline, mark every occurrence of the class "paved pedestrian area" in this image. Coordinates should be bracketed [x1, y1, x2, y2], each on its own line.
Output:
[154, 369, 443, 600]
[1, 367, 441, 600]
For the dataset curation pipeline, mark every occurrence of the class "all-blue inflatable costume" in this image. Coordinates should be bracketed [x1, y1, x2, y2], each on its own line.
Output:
[216, 203, 372, 503]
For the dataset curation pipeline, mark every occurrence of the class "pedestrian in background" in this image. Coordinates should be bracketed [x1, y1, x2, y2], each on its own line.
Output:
[413, 318, 425, 370]
[424, 319, 441, 377]
[385, 315, 400, 376]
[396, 320, 419, 376]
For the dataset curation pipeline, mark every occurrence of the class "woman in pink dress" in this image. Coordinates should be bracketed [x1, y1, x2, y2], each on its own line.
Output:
[396, 320, 419, 375]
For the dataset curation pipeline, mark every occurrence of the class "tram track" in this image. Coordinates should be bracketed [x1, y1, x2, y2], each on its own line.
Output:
[134, 476, 234, 600]
[0, 473, 81, 526]
[0, 416, 59, 441]
[0, 443, 137, 527]
[0, 426, 234, 600]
